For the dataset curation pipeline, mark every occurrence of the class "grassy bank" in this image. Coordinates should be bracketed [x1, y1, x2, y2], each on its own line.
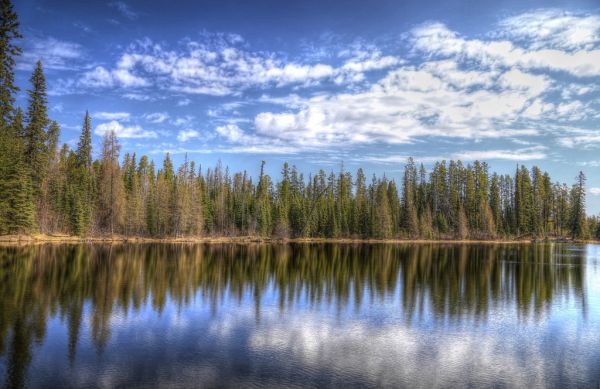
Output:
[0, 233, 588, 246]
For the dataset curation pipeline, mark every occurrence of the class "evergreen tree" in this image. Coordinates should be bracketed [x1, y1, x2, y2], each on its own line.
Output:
[256, 161, 272, 236]
[401, 158, 419, 236]
[0, 111, 34, 233]
[570, 171, 587, 239]
[24, 60, 50, 194]
[98, 130, 124, 234]
[489, 173, 501, 234]
[0, 0, 21, 126]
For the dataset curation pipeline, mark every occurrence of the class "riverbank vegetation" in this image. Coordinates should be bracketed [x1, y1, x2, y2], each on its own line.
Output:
[0, 0, 597, 241]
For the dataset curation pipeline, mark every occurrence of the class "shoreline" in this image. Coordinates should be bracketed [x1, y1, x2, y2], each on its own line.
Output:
[0, 234, 592, 246]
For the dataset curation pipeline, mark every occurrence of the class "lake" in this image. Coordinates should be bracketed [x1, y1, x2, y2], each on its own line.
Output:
[0, 243, 599, 388]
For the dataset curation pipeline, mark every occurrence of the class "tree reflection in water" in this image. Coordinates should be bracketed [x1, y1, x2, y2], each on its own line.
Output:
[0, 243, 588, 388]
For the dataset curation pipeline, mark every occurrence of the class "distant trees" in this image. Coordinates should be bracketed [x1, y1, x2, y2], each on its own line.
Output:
[0, 0, 597, 240]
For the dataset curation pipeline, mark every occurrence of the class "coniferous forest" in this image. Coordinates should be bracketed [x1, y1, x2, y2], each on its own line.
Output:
[0, 0, 596, 241]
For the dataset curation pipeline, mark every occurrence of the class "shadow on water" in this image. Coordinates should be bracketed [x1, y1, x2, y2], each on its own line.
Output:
[0, 243, 592, 388]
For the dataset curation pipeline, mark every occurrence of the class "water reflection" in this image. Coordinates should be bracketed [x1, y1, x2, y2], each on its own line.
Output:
[0, 243, 596, 388]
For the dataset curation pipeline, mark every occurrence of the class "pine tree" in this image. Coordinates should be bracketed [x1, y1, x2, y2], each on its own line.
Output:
[0, 112, 35, 233]
[489, 173, 501, 235]
[0, 0, 22, 126]
[256, 161, 272, 236]
[24, 60, 50, 194]
[98, 130, 124, 234]
[354, 168, 369, 236]
[402, 158, 419, 237]
[570, 171, 587, 239]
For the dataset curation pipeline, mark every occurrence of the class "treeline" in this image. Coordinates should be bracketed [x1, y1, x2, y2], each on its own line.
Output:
[0, 0, 596, 240]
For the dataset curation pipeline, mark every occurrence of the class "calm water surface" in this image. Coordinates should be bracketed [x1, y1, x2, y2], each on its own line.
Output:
[0, 243, 599, 388]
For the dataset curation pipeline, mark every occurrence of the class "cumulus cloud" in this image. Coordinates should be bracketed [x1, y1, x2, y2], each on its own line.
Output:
[54, 9, 600, 159]
[94, 120, 157, 139]
[79, 65, 148, 89]
[176, 129, 200, 142]
[411, 18, 600, 77]
[73, 35, 400, 95]
[253, 61, 547, 148]
[216, 124, 246, 142]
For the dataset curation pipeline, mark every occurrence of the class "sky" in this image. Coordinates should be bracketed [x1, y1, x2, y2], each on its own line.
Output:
[12, 0, 600, 212]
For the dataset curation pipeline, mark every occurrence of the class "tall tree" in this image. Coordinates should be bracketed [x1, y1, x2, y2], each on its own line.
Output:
[0, 0, 21, 126]
[74, 111, 94, 233]
[98, 130, 124, 234]
[570, 171, 587, 239]
[24, 60, 50, 194]
[0, 110, 34, 233]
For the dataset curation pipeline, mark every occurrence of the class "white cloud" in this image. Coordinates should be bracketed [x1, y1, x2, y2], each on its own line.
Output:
[122, 92, 154, 101]
[145, 112, 169, 123]
[557, 131, 600, 149]
[172, 116, 193, 127]
[80, 66, 115, 88]
[253, 60, 546, 148]
[176, 129, 200, 142]
[80, 65, 148, 89]
[19, 37, 84, 71]
[73, 36, 401, 95]
[589, 188, 600, 196]
[411, 20, 600, 77]
[215, 124, 246, 143]
[94, 111, 130, 121]
[497, 9, 600, 50]
[452, 146, 547, 161]
[94, 120, 157, 139]
[362, 146, 546, 164]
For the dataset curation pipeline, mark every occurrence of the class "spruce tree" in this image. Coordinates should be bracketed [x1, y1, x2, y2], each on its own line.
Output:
[401, 158, 419, 237]
[570, 171, 587, 239]
[0, 111, 35, 233]
[0, 0, 21, 126]
[24, 60, 50, 194]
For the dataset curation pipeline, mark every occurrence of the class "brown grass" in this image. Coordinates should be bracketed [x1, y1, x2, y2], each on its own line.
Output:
[0, 233, 583, 247]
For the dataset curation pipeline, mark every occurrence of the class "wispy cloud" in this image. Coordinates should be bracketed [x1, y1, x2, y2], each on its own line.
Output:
[110, 2, 138, 20]
[94, 120, 157, 139]
[360, 146, 546, 164]
[19, 37, 84, 71]
[496, 9, 600, 50]
[145, 112, 169, 123]
[94, 111, 131, 121]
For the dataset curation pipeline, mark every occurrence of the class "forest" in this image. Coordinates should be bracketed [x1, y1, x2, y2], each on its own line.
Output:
[0, 0, 596, 240]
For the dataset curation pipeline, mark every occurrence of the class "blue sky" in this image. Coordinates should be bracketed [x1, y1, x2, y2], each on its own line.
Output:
[13, 0, 600, 212]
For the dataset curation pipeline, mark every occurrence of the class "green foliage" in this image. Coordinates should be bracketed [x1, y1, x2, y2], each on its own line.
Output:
[24, 61, 50, 194]
[0, 0, 22, 125]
